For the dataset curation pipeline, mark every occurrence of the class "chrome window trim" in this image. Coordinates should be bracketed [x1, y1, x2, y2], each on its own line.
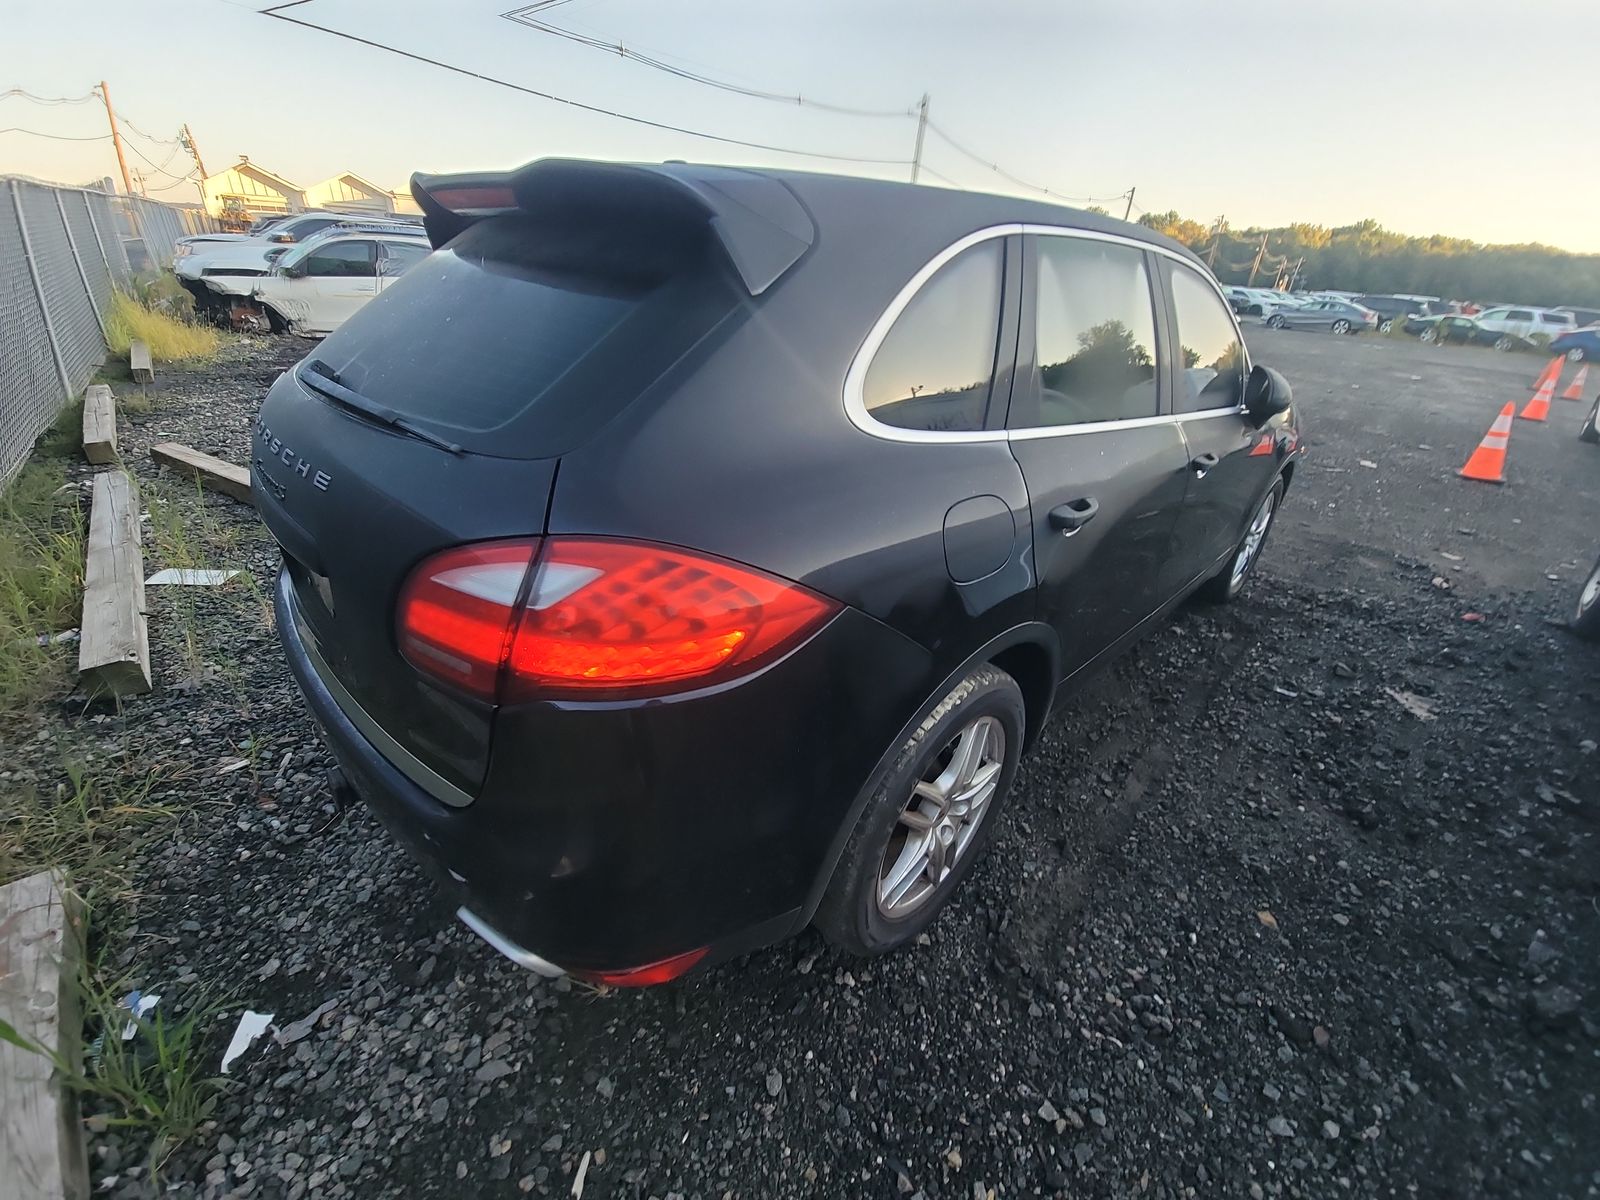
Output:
[845, 223, 1252, 445]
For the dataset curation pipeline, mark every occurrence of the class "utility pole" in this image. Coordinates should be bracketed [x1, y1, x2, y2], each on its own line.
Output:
[910, 93, 929, 184]
[1205, 216, 1226, 268]
[1123, 187, 1136, 221]
[1246, 233, 1269, 286]
[179, 123, 209, 206]
[96, 80, 135, 196]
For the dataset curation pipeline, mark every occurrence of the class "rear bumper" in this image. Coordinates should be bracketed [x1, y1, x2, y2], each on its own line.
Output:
[274, 565, 932, 975]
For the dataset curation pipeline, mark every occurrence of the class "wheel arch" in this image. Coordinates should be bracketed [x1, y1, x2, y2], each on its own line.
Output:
[795, 622, 1061, 932]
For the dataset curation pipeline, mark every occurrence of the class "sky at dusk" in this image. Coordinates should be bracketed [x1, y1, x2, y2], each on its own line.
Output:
[6, 0, 1598, 251]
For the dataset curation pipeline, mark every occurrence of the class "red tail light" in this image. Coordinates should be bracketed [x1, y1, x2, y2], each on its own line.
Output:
[570, 946, 709, 988]
[396, 537, 838, 702]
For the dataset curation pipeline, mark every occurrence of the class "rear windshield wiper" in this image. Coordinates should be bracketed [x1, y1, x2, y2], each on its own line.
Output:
[298, 360, 463, 455]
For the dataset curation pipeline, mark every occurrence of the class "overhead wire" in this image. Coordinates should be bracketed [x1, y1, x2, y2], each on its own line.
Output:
[500, 4, 916, 118]
[119, 115, 183, 146]
[1, 88, 99, 106]
[924, 120, 1127, 206]
[255, 1, 911, 166]
[123, 135, 189, 179]
[0, 126, 111, 141]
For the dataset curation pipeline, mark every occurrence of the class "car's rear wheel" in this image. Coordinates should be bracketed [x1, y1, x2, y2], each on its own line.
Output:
[1379, 318, 1395, 334]
[1420, 327, 1440, 344]
[1332, 319, 1352, 335]
[1568, 347, 1586, 362]
[1198, 478, 1283, 603]
[1267, 314, 1287, 329]
[1580, 396, 1600, 444]
[815, 665, 1024, 956]
[1493, 335, 1517, 352]
[1572, 555, 1600, 640]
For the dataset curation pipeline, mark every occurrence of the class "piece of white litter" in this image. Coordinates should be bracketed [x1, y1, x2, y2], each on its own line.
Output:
[1383, 687, 1437, 722]
[145, 569, 241, 586]
[571, 1149, 592, 1198]
[1359, 460, 1377, 469]
[221, 1010, 274, 1074]
[217, 757, 250, 775]
[119, 991, 160, 1040]
[1441, 552, 1463, 562]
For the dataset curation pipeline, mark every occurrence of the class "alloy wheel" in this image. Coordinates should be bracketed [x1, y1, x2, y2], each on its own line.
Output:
[875, 716, 1005, 920]
[1379, 319, 1394, 334]
[1332, 319, 1351, 335]
[1494, 336, 1515, 352]
[1569, 347, 1586, 362]
[1230, 488, 1277, 591]
[1578, 563, 1600, 620]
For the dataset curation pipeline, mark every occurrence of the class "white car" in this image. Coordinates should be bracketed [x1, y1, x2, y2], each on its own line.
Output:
[172, 212, 350, 272]
[1228, 288, 1304, 316]
[1472, 305, 1575, 349]
[200, 227, 431, 336]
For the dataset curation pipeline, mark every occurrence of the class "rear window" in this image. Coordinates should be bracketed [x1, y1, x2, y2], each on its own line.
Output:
[309, 216, 739, 456]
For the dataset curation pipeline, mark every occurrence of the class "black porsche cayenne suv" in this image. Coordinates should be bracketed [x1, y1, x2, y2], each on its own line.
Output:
[254, 157, 1300, 987]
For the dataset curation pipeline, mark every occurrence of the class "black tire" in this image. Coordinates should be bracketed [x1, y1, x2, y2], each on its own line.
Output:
[1569, 347, 1586, 362]
[1580, 396, 1600, 444]
[815, 665, 1025, 956]
[1332, 319, 1352, 335]
[1267, 314, 1287, 330]
[1379, 318, 1395, 334]
[1198, 478, 1284, 603]
[1420, 327, 1440, 344]
[1248, 304, 1264, 316]
[1572, 555, 1600, 640]
[1493, 335, 1516, 352]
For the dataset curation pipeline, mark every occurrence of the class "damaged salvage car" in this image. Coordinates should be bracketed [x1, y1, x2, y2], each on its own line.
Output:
[199, 225, 431, 335]
[253, 157, 1302, 986]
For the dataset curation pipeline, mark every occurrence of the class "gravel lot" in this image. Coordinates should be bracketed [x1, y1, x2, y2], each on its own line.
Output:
[16, 328, 1600, 1199]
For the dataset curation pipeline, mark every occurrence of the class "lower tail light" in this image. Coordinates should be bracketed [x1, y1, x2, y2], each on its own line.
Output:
[397, 537, 838, 702]
[569, 946, 710, 988]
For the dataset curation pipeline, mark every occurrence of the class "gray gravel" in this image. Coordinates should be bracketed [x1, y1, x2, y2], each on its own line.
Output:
[11, 333, 1599, 1198]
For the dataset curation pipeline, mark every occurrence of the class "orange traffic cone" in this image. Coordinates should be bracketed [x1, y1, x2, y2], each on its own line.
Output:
[1520, 373, 1555, 421]
[1533, 357, 1561, 390]
[1561, 364, 1589, 400]
[1459, 403, 1513, 483]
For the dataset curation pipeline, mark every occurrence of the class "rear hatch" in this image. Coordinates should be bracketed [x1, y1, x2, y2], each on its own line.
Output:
[255, 163, 802, 798]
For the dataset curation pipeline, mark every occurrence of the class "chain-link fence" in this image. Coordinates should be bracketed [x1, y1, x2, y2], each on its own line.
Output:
[0, 176, 216, 489]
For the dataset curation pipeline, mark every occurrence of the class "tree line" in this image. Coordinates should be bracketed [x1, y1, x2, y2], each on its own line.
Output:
[1128, 211, 1600, 308]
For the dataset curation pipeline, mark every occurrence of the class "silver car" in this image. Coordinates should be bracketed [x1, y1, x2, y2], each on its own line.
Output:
[1263, 297, 1378, 335]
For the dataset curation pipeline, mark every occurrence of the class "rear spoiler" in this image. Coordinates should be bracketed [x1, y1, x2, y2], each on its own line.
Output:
[410, 159, 815, 296]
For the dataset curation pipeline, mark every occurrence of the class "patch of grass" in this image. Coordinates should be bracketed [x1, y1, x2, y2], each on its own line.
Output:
[0, 760, 185, 893]
[72, 977, 230, 1172]
[35, 397, 84, 459]
[0, 462, 86, 717]
[106, 292, 220, 364]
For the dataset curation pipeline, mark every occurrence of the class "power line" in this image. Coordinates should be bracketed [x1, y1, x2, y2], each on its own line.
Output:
[256, 1, 911, 166]
[119, 115, 183, 147]
[0, 126, 111, 142]
[142, 169, 202, 194]
[918, 164, 962, 188]
[925, 119, 1128, 206]
[1, 88, 98, 106]
[123, 135, 188, 179]
[500, 4, 916, 119]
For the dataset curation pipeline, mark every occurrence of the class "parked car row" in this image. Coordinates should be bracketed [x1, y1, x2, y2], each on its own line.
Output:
[1402, 305, 1583, 352]
[172, 214, 429, 335]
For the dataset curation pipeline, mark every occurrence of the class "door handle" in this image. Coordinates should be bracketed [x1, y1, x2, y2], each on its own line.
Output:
[1048, 496, 1099, 534]
[1190, 452, 1220, 477]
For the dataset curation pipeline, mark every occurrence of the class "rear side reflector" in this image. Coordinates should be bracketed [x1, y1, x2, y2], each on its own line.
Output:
[427, 185, 517, 211]
[570, 946, 709, 988]
[396, 537, 837, 702]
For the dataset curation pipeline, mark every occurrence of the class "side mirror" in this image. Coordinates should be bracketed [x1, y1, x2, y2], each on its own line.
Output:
[271, 231, 294, 243]
[1245, 364, 1291, 425]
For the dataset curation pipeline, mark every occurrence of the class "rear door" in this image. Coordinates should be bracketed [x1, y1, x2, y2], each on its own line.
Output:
[376, 241, 430, 294]
[295, 239, 379, 333]
[1006, 232, 1189, 678]
[1161, 259, 1279, 589]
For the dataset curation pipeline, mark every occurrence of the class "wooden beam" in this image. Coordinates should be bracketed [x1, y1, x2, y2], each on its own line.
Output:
[150, 442, 252, 506]
[127, 340, 153, 384]
[80, 385, 116, 466]
[0, 870, 89, 1200]
[77, 471, 151, 697]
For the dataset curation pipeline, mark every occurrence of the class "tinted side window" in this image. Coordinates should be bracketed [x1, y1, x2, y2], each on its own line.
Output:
[303, 241, 376, 278]
[379, 242, 429, 276]
[864, 241, 1003, 433]
[1169, 265, 1246, 413]
[1508, 309, 1534, 321]
[1013, 237, 1157, 428]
